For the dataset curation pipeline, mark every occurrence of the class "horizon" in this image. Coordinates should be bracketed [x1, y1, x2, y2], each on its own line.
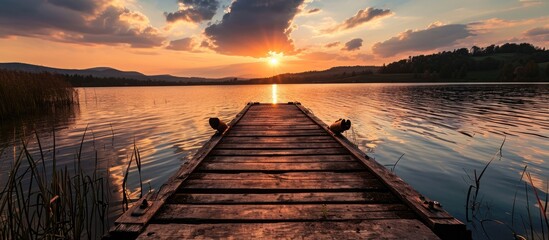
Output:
[1, 0, 548, 78]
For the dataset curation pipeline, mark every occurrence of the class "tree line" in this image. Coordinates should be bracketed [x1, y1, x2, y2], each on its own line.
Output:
[379, 43, 549, 81]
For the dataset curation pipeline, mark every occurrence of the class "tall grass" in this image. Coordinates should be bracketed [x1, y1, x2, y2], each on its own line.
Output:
[0, 69, 77, 121]
[0, 128, 109, 239]
[0, 126, 145, 239]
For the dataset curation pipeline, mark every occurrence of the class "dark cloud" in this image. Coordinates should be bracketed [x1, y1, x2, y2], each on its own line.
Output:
[307, 8, 321, 14]
[524, 27, 549, 42]
[165, 0, 219, 23]
[372, 24, 473, 57]
[200, 40, 211, 48]
[325, 41, 340, 48]
[323, 7, 392, 33]
[47, 0, 106, 13]
[167, 37, 195, 51]
[0, 0, 164, 48]
[204, 0, 304, 57]
[342, 38, 363, 51]
[525, 27, 549, 36]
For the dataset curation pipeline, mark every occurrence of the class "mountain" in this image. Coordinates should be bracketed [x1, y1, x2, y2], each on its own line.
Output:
[0, 62, 227, 83]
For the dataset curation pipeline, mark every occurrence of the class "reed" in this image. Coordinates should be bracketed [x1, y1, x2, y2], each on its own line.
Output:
[464, 136, 549, 239]
[384, 153, 405, 173]
[0, 127, 144, 239]
[121, 140, 143, 212]
[0, 69, 78, 121]
[465, 136, 506, 222]
[0, 128, 108, 239]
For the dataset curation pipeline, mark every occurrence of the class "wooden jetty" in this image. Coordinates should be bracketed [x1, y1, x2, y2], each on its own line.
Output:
[109, 102, 469, 239]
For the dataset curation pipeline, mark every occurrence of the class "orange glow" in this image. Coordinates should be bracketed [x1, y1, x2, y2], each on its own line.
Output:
[266, 51, 283, 67]
[272, 84, 278, 104]
[0, 38, 367, 78]
[269, 57, 279, 66]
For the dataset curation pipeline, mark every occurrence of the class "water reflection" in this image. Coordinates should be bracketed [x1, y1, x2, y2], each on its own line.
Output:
[0, 83, 547, 239]
[272, 84, 278, 104]
[0, 104, 79, 143]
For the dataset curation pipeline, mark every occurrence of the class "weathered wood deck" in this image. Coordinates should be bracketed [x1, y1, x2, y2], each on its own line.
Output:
[109, 102, 469, 239]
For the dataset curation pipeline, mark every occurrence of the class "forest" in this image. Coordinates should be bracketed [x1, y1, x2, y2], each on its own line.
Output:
[379, 43, 549, 81]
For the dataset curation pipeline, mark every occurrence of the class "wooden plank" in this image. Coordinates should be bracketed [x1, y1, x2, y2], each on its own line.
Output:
[232, 125, 322, 130]
[215, 142, 342, 149]
[242, 111, 306, 115]
[198, 161, 365, 171]
[236, 122, 318, 126]
[153, 204, 415, 222]
[246, 108, 301, 112]
[247, 105, 300, 108]
[238, 118, 311, 121]
[221, 136, 335, 143]
[242, 113, 305, 116]
[188, 172, 375, 180]
[168, 192, 398, 204]
[226, 130, 328, 137]
[244, 112, 304, 115]
[234, 123, 321, 128]
[245, 111, 304, 114]
[181, 178, 385, 190]
[138, 220, 440, 239]
[240, 116, 310, 121]
[210, 148, 349, 156]
[204, 155, 358, 163]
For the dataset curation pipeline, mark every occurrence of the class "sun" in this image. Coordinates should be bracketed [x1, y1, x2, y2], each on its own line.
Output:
[269, 57, 279, 66]
[266, 51, 283, 67]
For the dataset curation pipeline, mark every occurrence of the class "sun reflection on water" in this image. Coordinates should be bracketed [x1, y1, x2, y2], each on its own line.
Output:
[272, 84, 277, 104]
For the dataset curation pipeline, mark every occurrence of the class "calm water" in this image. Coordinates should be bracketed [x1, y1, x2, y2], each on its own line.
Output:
[1, 83, 548, 239]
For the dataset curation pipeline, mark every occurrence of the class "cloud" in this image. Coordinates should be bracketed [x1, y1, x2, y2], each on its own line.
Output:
[167, 37, 195, 51]
[324, 41, 340, 48]
[468, 17, 549, 33]
[372, 24, 473, 57]
[204, 0, 304, 57]
[323, 7, 392, 33]
[299, 52, 350, 61]
[200, 40, 211, 48]
[519, 0, 543, 6]
[354, 53, 376, 61]
[48, 0, 105, 13]
[342, 38, 363, 51]
[307, 8, 321, 14]
[525, 27, 549, 36]
[524, 27, 549, 42]
[0, 0, 164, 48]
[165, 0, 220, 23]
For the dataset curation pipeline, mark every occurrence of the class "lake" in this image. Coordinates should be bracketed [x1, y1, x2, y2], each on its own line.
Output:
[1, 83, 548, 239]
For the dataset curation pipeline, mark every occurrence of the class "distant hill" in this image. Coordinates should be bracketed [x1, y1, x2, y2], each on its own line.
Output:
[0, 62, 383, 86]
[247, 66, 380, 84]
[0, 63, 229, 83]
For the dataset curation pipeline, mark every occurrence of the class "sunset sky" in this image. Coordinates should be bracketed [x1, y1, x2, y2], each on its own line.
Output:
[1, 0, 548, 78]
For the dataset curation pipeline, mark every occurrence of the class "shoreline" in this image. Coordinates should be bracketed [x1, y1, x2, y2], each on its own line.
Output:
[71, 80, 549, 88]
